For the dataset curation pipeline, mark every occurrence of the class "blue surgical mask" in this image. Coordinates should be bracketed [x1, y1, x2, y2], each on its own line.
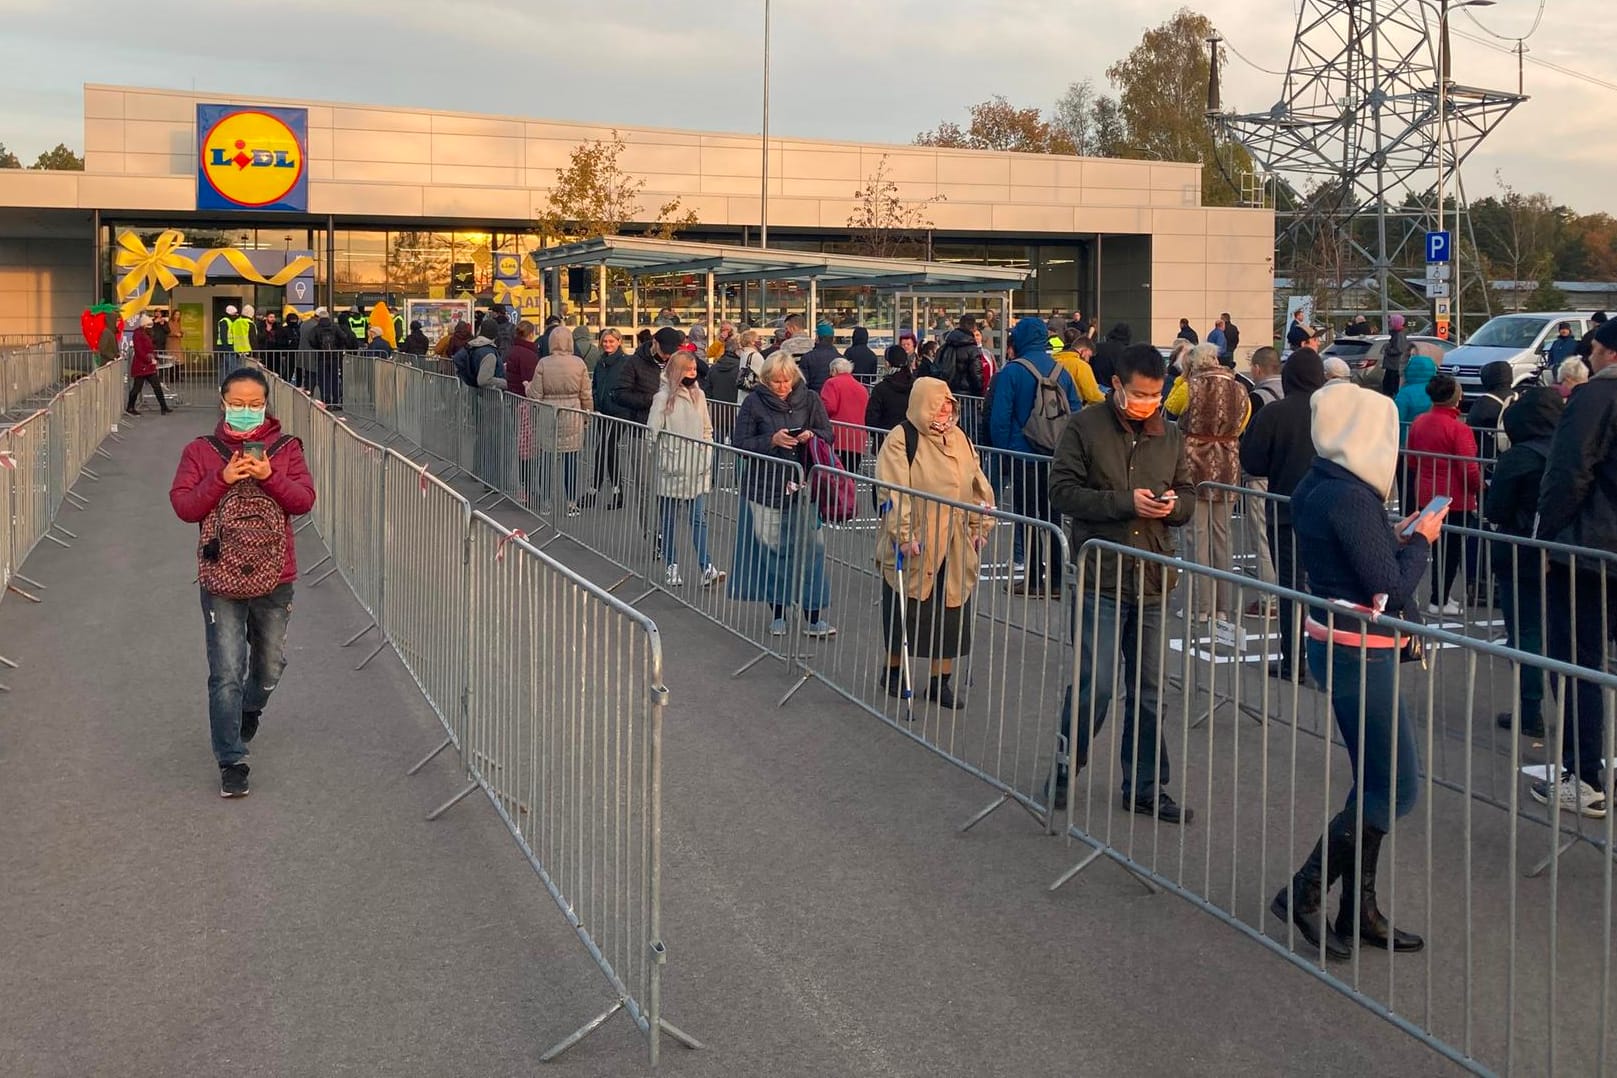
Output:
[224, 405, 265, 432]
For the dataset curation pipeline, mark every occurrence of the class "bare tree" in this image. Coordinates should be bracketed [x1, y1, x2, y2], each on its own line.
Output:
[535, 131, 698, 245]
[847, 155, 944, 259]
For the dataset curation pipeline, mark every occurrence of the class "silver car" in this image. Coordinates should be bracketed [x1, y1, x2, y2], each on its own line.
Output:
[1443, 312, 1593, 399]
[1319, 334, 1456, 388]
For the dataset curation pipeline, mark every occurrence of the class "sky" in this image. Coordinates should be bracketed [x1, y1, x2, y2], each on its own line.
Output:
[1, 0, 1610, 215]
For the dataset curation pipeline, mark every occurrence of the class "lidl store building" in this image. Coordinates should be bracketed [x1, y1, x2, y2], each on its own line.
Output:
[0, 84, 1274, 351]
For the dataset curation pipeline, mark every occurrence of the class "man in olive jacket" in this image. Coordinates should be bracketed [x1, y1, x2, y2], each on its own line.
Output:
[1047, 343, 1194, 824]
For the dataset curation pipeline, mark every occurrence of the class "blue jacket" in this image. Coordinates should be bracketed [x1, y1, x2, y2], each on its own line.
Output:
[1208, 326, 1228, 357]
[1292, 458, 1431, 611]
[988, 349, 1081, 454]
[1394, 353, 1437, 438]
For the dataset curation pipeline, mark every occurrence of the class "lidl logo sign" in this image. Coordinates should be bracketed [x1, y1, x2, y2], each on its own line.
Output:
[196, 104, 309, 212]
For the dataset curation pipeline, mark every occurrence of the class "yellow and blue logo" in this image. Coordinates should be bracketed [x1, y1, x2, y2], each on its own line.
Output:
[196, 104, 309, 213]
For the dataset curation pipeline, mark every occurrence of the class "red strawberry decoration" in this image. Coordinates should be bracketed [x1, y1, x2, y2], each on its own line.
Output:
[81, 303, 124, 351]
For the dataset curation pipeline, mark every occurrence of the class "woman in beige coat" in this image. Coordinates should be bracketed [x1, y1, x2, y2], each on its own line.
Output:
[527, 325, 593, 515]
[874, 377, 996, 709]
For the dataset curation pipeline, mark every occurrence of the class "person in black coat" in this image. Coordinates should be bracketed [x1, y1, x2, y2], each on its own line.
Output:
[613, 326, 681, 425]
[865, 345, 916, 436]
[1534, 319, 1617, 815]
[400, 320, 430, 356]
[1467, 360, 1516, 457]
[1091, 323, 1131, 388]
[797, 323, 842, 392]
[586, 328, 634, 507]
[1176, 318, 1199, 345]
[925, 321, 985, 397]
[706, 342, 742, 404]
[1239, 347, 1326, 681]
[1482, 387, 1563, 739]
[844, 326, 880, 378]
[1574, 312, 1607, 361]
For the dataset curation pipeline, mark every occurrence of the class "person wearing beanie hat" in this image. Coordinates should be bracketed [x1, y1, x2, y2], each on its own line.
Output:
[1046, 341, 1194, 823]
[1274, 381, 1442, 959]
[866, 343, 917, 435]
[1381, 313, 1410, 396]
[1575, 311, 1609, 361]
[1533, 310, 1617, 816]
[610, 325, 685, 426]
[797, 321, 843, 393]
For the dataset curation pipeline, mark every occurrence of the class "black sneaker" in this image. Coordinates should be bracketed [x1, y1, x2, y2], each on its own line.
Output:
[1495, 711, 1545, 739]
[241, 710, 261, 743]
[1045, 769, 1070, 811]
[220, 762, 251, 799]
[1125, 790, 1192, 825]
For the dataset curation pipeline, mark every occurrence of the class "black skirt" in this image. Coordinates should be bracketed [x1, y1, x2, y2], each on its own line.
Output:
[881, 558, 973, 659]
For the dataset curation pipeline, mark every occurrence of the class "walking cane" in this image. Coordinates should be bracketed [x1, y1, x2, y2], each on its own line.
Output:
[893, 538, 918, 721]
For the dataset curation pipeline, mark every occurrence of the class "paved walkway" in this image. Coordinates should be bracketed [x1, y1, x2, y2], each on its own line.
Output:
[0, 413, 1459, 1077]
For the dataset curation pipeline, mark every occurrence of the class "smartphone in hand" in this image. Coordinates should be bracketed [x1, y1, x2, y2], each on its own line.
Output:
[1401, 495, 1452, 537]
[1154, 488, 1179, 505]
[241, 441, 267, 461]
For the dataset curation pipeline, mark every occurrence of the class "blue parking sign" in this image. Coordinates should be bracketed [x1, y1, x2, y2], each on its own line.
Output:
[1426, 230, 1452, 263]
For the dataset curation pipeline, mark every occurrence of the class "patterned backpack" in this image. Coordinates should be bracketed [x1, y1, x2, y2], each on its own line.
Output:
[196, 436, 295, 598]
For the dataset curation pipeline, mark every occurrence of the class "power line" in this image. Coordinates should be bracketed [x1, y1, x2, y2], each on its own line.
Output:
[1451, 26, 1617, 95]
[1221, 34, 1288, 76]
[1461, 0, 1546, 42]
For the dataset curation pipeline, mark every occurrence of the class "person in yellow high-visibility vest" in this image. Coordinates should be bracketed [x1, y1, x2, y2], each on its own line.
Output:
[230, 305, 256, 356]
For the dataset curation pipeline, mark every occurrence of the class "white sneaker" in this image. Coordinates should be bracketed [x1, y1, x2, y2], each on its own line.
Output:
[804, 620, 838, 638]
[1426, 600, 1462, 617]
[701, 564, 727, 587]
[665, 563, 683, 587]
[1530, 771, 1608, 819]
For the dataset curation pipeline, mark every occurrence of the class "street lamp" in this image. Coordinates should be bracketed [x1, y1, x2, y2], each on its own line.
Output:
[759, 0, 771, 322]
[1435, 0, 1493, 338]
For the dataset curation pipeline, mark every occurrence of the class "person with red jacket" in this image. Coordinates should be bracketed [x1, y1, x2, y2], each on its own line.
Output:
[170, 367, 317, 798]
[818, 356, 872, 473]
[125, 314, 172, 415]
[1405, 372, 1482, 615]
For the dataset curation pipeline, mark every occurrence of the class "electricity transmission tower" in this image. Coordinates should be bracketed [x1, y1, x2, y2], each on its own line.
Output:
[1213, 0, 1525, 331]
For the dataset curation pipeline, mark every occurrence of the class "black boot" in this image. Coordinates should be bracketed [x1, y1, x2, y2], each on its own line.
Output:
[883, 667, 905, 698]
[928, 673, 962, 709]
[1271, 813, 1353, 960]
[1335, 824, 1425, 952]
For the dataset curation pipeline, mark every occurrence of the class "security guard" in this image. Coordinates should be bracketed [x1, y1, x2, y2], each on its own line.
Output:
[345, 307, 370, 345]
[216, 303, 243, 380]
[230, 304, 256, 357]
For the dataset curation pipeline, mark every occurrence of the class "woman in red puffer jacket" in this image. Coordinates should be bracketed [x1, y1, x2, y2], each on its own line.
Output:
[1405, 372, 1482, 614]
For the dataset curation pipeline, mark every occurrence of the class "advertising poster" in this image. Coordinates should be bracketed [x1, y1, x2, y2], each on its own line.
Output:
[177, 302, 205, 355]
[405, 299, 474, 347]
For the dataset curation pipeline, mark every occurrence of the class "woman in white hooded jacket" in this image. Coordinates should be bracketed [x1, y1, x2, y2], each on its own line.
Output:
[648, 349, 726, 588]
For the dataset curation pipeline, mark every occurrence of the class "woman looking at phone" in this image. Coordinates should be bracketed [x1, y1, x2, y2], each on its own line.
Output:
[1273, 381, 1443, 960]
[169, 367, 316, 799]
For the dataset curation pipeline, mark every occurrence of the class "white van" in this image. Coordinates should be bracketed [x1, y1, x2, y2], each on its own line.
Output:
[1445, 312, 1592, 401]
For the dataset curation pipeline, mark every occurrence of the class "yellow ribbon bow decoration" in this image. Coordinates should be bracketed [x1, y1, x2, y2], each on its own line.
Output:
[491, 279, 532, 307]
[115, 229, 320, 321]
[115, 230, 196, 320]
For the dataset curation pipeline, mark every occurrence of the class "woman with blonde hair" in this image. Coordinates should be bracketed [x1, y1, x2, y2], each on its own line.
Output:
[527, 324, 593, 515]
[736, 327, 765, 394]
[874, 377, 996, 708]
[648, 349, 725, 587]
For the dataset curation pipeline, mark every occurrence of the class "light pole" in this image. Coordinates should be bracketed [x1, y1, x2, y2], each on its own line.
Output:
[759, 0, 771, 323]
[1435, 0, 1493, 338]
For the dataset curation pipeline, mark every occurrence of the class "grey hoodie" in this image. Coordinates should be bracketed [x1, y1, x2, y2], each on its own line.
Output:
[468, 334, 506, 390]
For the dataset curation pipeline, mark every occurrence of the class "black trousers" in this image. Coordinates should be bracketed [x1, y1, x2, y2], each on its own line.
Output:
[1267, 515, 1302, 673]
[1012, 457, 1057, 588]
[593, 422, 623, 491]
[126, 374, 170, 413]
[1546, 563, 1612, 787]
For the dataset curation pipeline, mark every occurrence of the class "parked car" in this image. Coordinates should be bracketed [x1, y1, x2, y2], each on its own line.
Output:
[1443, 312, 1595, 403]
[1320, 334, 1456, 388]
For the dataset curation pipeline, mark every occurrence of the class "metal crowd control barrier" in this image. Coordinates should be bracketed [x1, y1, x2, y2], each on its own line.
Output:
[1053, 538, 1617, 1076]
[0, 362, 123, 686]
[264, 376, 698, 1065]
[0, 341, 63, 415]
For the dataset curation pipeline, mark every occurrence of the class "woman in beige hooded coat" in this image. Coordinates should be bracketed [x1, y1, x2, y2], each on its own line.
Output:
[528, 325, 593, 514]
[873, 377, 996, 709]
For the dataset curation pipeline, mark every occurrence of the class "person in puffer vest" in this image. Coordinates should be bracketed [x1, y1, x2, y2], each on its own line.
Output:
[169, 366, 316, 799]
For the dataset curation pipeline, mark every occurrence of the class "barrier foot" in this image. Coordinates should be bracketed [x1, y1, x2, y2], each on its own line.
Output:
[6, 584, 42, 603]
[657, 1017, 704, 1051]
[96, 445, 114, 458]
[65, 490, 90, 509]
[777, 673, 812, 707]
[52, 525, 78, 539]
[540, 1001, 624, 1063]
[309, 565, 339, 588]
[1049, 838, 1162, 895]
[630, 584, 657, 605]
[1526, 832, 1590, 879]
[14, 573, 45, 590]
[407, 736, 453, 776]
[0, 652, 17, 669]
[294, 518, 314, 534]
[426, 781, 479, 821]
[602, 572, 634, 595]
[354, 640, 387, 671]
[959, 791, 1046, 834]
[341, 622, 376, 647]
[732, 651, 771, 678]
[79, 466, 102, 480]
[44, 533, 72, 549]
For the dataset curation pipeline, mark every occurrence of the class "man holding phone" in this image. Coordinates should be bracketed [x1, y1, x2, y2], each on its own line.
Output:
[1047, 343, 1195, 823]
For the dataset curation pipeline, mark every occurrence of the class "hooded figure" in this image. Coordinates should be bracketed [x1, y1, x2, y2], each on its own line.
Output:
[1091, 322, 1131, 387]
[845, 326, 880, 378]
[1393, 353, 1437, 434]
[873, 377, 997, 708]
[400, 320, 430, 356]
[1467, 359, 1517, 455]
[866, 344, 916, 435]
[987, 318, 1080, 455]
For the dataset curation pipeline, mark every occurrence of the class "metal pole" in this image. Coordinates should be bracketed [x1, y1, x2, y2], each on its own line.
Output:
[325, 214, 336, 309]
[1371, 0, 1389, 330]
[807, 278, 818, 333]
[630, 274, 639, 336]
[598, 264, 607, 330]
[706, 270, 716, 343]
[91, 209, 102, 303]
[759, 0, 771, 319]
[1436, 0, 1448, 338]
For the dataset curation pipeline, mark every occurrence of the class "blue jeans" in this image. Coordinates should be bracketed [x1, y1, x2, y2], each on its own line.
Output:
[1305, 638, 1420, 832]
[660, 495, 712, 568]
[202, 583, 294, 766]
[1059, 594, 1169, 800]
